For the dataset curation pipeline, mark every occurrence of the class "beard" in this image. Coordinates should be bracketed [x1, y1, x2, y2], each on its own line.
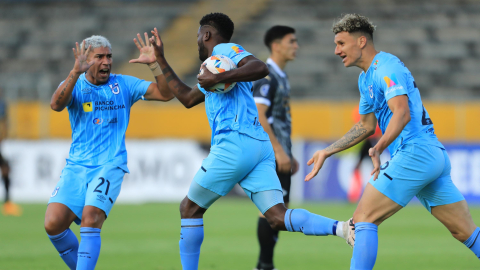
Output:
[198, 42, 208, 61]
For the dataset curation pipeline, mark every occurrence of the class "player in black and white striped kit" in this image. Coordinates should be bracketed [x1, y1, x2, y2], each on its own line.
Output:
[252, 25, 299, 270]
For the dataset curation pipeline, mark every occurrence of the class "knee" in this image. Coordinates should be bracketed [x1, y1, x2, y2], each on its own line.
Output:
[44, 215, 67, 235]
[450, 229, 472, 243]
[353, 208, 381, 225]
[266, 215, 284, 231]
[81, 209, 105, 228]
[180, 197, 205, 219]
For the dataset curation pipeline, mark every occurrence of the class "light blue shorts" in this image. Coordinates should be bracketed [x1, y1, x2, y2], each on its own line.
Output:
[370, 143, 464, 212]
[189, 131, 283, 212]
[48, 163, 125, 225]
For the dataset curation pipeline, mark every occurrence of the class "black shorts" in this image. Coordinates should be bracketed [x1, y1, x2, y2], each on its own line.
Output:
[276, 167, 291, 203]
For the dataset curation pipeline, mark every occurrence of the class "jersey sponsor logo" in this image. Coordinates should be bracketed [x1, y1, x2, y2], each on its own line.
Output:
[50, 187, 59, 197]
[109, 83, 120, 95]
[94, 101, 126, 111]
[93, 118, 104, 125]
[231, 45, 244, 54]
[82, 102, 93, 112]
[82, 88, 92, 94]
[384, 73, 404, 94]
[260, 84, 270, 96]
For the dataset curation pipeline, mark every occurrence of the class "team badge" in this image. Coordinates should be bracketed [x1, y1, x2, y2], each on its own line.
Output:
[368, 85, 374, 98]
[380, 161, 389, 170]
[51, 187, 60, 197]
[109, 83, 120, 95]
[260, 84, 270, 96]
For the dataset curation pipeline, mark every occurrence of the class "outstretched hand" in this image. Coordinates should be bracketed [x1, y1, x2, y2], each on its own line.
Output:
[369, 147, 381, 181]
[72, 41, 94, 74]
[305, 150, 328, 181]
[149, 27, 165, 59]
[197, 64, 218, 90]
[129, 32, 156, 64]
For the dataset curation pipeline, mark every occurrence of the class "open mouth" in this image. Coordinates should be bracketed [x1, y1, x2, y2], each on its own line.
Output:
[341, 55, 347, 63]
[99, 68, 110, 77]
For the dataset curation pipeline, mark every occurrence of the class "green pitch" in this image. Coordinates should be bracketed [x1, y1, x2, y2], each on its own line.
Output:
[1, 199, 479, 270]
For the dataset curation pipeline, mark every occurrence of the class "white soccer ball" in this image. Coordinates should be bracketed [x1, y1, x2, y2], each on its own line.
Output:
[199, 55, 237, 94]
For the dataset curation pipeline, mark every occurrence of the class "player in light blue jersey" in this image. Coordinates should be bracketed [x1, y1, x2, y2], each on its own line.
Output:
[44, 35, 174, 269]
[306, 14, 479, 269]
[147, 12, 350, 270]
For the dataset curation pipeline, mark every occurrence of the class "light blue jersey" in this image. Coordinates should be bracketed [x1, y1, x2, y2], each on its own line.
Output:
[65, 73, 150, 172]
[197, 43, 270, 144]
[358, 52, 443, 157]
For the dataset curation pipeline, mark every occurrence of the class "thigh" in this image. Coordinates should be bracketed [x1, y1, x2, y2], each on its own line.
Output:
[354, 183, 403, 225]
[416, 149, 465, 212]
[48, 164, 87, 225]
[431, 200, 477, 242]
[85, 164, 125, 218]
[187, 180, 222, 210]
[44, 202, 78, 235]
[250, 189, 285, 215]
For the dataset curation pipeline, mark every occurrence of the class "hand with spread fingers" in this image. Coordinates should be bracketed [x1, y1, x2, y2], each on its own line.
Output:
[197, 64, 218, 90]
[129, 32, 156, 64]
[148, 27, 165, 59]
[305, 149, 328, 181]
[369, 147, 381, 181]
[72, 40, 94, 74]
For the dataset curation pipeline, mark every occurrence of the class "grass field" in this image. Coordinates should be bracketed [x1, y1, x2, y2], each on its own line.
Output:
[1, 199, 479, 270]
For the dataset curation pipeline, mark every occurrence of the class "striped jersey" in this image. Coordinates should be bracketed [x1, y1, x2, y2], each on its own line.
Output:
[252, 58, 292, 157]
[64, 73, 150, 172]
[197, 43, 270, 144]
[358, 51, 443, 157]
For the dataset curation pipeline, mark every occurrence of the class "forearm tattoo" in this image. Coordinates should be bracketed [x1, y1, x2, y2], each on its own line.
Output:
[55, 74, 73, 105]
[325, 122, 368, 153]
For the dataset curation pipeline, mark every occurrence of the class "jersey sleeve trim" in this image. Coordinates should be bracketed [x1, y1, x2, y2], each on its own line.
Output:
[254, 97, 271, 107]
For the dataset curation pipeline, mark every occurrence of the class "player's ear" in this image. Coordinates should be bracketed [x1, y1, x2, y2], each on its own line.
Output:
[204, 31, 211, 42]
[358, 35, 367, 49]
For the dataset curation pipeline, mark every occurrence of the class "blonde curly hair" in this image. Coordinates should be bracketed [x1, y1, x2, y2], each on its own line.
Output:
[332, 14, 376, 39]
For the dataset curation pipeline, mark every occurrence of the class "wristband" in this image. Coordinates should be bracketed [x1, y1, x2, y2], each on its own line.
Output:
[148, 62, 162, 77]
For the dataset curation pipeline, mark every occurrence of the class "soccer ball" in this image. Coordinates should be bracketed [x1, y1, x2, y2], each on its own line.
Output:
[199, 55, 237, 94]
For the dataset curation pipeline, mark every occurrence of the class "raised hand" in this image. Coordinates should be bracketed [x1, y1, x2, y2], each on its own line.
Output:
[369, 147, 381, 181]
[149, 27, 165, 59]
[305, 149, 328, 181]
[72, 41, 94, 74]
[129, 32, 156, 64]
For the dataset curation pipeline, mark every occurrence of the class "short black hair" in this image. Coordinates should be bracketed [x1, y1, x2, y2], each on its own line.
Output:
[264, 25, 296, 51]
[199, 12, 234, 41]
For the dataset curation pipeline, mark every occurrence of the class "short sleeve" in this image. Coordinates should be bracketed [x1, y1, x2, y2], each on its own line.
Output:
[120, 75, 151, 105]
[213, 43, 253, 65]
[196, 83, 207, 95]
[377, 65, 409, 102]
[252, 76, 277, 107]
[359, 93, 374, 115]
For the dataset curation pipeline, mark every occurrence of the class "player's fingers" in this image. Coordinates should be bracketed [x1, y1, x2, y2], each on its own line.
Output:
[133, 38, 142, 51]
[84, 45, 91, 57]
[144, 32, 150, 47]
[72, 48, 76, 58]
[137, 33, 146, 47]
[76, 42, 80, 55]
[307, 157, 314, 166]
[129, 59, 139, 63]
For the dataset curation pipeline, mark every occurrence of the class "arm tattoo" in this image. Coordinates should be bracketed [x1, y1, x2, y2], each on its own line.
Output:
[55, 74, 73, 105]
[325, 122, 368, 153]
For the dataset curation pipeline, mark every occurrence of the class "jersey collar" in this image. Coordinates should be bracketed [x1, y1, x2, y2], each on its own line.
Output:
[80, 72, 111, 88]
[266, 58, 286, 78]
[363, 51, 384, 75]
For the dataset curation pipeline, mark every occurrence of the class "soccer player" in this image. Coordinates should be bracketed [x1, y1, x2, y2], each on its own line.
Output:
[44, 35, 174, 269]
[146, 12, 350, 270]
[252, 25, 299, 270]
[0, 92, 21, 217]
[305, 14, 480, 269]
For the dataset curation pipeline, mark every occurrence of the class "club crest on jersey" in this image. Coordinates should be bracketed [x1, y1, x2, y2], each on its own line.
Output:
[368, 85, 374, 98]
[109, 83, 120, 95]
[260, 84, 270, 96]
[51, 187, 60, 197]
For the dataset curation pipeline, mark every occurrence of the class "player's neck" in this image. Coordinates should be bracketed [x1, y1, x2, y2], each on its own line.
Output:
[358, 47, 379, 72]
[269, 55, 287, 70]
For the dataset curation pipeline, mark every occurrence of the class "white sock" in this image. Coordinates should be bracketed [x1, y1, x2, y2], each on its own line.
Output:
[336, 221, 346, 239]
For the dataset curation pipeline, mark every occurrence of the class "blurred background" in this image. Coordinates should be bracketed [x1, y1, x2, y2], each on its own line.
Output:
[0, 0, 480, 204]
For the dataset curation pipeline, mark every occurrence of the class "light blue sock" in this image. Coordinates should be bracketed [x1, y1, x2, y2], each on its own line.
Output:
[284, 209, 337, 236]
[48, 228, 79, 270]
[350, 222, 378, 270]
[179, 218, 204, 270]
[77, 227, 101, 270]
[463, 227, 480, 259]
